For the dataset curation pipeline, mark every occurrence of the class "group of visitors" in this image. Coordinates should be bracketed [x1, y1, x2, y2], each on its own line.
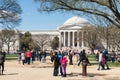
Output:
[97, 49, 110, 70]
[18, 50, 32, 65]
[50, 49, 91, 77]
[51, 50, 68, 77]
[110, 50, 119, 62]
[17, 49, 47, 65]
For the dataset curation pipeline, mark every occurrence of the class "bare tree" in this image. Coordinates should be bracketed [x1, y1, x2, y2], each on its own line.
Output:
[107, 27, 120, 51]
[0, 29, 16, 54]
[51, 36, 59, 50]
[34, 0, 120, 28]
[32, 34, 52, 50]
[0, 0, 22, 28]
[82, 26, 100, 54]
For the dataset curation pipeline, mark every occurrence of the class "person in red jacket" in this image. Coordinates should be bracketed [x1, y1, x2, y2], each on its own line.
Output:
[25, 50, 32, 65]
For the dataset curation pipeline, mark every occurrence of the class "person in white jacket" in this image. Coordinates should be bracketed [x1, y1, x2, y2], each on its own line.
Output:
[21, 51, 25, 65]
[97, 50, 104, 70]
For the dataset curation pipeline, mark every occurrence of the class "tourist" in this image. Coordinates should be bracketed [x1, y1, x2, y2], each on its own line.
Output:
[21, 51, 25, 65]
[97, 51, 105, 70]
[57, 50, 63, 76]
[51, 52, 59, 76]
[41, 50, 46, 63]
[60, 54, 68, 77]
[17, 50, 21, 64]
[78, 51, 83, 66]
[103, 49, 110, 69]
[78, 49, 90, 66]
[38, 50, 42, 62]
[68, 50, 73, 65]
[25, 50, 32, 65]
[110, 50, 116, 63]
[0, 50, 6, 75]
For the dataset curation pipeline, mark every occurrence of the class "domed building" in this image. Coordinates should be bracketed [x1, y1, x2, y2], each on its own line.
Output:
[58, 16, 91, 49]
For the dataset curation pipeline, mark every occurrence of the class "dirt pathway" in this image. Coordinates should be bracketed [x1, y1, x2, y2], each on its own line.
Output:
[0, 58, 120, 80]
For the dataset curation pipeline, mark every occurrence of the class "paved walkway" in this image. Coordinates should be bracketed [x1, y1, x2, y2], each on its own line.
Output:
[0, 57, 120, 80]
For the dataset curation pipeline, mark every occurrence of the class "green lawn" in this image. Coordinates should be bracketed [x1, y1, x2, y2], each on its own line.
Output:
[6, 54, 18, 60]
[5, 54, 120, 67]
[87, 54, 120, 67]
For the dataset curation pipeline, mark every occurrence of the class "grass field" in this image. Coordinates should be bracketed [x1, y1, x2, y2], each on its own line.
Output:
[5, 53, 120, 67]
[6, 54, 18, 60]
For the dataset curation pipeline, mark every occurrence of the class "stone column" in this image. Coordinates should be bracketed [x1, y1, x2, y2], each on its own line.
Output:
[64, 31, 66, 47]
[68, 32, 70, 47]
[59, 32, 61, 49]
[81, 31, 84, 48]
[72, 31, 75, 47]
[77, 31, 80, 48]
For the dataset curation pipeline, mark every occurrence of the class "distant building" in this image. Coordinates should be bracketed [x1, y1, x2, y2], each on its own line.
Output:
[21, 16, 92, 51]
[1, 16, 107, 53]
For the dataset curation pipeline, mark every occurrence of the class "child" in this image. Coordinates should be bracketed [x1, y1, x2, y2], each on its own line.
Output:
[60, 54, 68, 77]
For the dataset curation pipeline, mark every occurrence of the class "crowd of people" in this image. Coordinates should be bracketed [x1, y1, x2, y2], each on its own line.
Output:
[16, 49, 91, 77]
[17, 49, 47, 65]
[50, 49, 91, 77]
[1, 48, 119, 77]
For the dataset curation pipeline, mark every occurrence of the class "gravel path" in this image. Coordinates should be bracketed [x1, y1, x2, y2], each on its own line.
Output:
[0, 57, 120, 80]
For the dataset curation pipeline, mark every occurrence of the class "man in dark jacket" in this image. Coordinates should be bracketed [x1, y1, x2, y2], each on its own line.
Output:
[51, 52, 60, 76]
[78, 49, 91, 66]
[0, 51, 6, 75]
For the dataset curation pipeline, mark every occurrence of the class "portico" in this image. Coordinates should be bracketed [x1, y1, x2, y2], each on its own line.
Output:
[59, 31, 84, 48]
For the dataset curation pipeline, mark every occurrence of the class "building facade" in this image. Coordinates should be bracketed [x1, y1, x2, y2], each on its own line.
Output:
[2, 16, 93, 53]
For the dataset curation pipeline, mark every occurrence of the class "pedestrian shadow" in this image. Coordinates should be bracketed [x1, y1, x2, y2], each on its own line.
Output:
[31, 65, 53, 68]
[67, 72, 107, 77]
[67, 72, 80, 77]
[87, 73, 107, 77]
[2, 73, 18, 76]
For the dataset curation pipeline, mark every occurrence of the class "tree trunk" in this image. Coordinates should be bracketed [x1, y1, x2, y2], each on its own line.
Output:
[7, 44, 10, 54]
[91, 48, 95, 55]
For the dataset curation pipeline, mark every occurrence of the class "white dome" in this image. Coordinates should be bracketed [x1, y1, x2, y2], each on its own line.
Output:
[63, 16, 89, 26]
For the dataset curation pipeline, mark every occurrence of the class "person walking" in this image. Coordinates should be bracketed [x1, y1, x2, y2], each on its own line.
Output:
[25, 50, 32, 65]
[103, 49, 110, 70]
[97, 51, 105, 70]
[41, 50, 46, 63]
[17, 51, 21, 64]
[78, 51, 83, 66]
[21, 51, 25, 65]
[38, 50, 42, 62]
[78, 49, 91, 66]
[68, 50, 73, 65]
[0, 51, 6, 75]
